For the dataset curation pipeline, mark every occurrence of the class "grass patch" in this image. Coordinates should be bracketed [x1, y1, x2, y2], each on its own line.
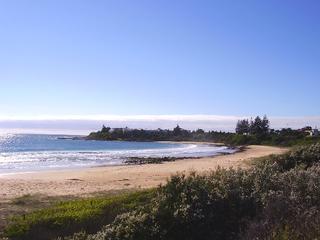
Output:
[4, 189, 155, 240]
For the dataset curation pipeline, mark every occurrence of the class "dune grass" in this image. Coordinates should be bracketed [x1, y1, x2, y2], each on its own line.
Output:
[3, 190, 155, 240]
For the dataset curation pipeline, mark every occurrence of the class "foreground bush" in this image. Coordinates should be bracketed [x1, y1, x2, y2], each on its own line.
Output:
[244, 165, 320, 239]
[91, 170, 258, 240]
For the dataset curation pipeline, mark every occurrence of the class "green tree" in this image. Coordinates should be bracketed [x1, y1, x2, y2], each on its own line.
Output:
[261, 115, 270, 135]
[249, 115, 270, 137]
[235, 119, 250, 134]
[173, 125, 182, 136]
[101, 125, 111, 133]
[196, 129, 205, 134]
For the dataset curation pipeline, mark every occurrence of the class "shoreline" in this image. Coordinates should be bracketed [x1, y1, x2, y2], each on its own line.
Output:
[0, 140, 234, 177]
[0, 145, 288, 201]
[156, 140, 226, 146]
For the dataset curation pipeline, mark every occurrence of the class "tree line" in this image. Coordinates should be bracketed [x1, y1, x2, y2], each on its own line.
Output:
[235, 115, 270, 136]
[87, 124, 234, 143]
[86, 115, 319, 147]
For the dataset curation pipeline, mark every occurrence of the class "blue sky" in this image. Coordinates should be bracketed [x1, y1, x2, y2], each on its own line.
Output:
[0, 1, 320, 132]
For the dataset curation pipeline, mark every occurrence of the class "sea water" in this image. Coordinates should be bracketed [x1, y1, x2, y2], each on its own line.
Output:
[0, 134, 235, 174]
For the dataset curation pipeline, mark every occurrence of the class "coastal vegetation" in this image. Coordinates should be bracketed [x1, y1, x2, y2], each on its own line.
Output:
[3, 191, 155, 240]
[4, 143, 320, 240]
[86, 116, 320, 147]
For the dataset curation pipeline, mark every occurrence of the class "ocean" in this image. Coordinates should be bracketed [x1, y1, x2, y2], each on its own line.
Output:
[0, 134, 234, 174]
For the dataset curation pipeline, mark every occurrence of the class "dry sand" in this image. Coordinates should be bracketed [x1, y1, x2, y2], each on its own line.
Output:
[0, 145, 287, 201]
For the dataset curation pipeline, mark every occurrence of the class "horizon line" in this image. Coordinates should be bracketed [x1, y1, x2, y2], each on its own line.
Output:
[1, 114, 320, 121]
[0, 114, 319, 135]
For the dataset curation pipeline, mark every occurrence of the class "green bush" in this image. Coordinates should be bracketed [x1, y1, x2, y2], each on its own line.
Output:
[245, 165, 320, 239]
[254, 143, 320, 171]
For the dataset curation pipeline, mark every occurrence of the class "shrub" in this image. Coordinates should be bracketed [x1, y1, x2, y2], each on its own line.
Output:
[254, 143, 320, 172]
[77, 170, 259, 240]
[244, 165, 320, 239]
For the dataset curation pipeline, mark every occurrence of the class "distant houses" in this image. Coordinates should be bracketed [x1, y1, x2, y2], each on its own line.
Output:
[110, 127, 130, 133]
[301, 126, 319, 137]
[313, 128, 319, 137]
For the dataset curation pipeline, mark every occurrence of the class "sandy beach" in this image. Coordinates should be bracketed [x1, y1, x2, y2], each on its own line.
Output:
[0, 145, 287, 201]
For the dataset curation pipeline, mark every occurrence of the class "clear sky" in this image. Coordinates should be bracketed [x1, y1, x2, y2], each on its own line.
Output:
[0, 0, 320, 121]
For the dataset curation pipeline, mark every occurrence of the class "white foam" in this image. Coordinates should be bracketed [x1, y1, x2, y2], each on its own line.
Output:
[0, 143, 235, 174]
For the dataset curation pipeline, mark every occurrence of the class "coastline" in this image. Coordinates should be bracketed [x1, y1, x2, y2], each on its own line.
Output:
[0, 145, 287, 201]
[0, 140, 234, 176]
[157, 140, 226, 146]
